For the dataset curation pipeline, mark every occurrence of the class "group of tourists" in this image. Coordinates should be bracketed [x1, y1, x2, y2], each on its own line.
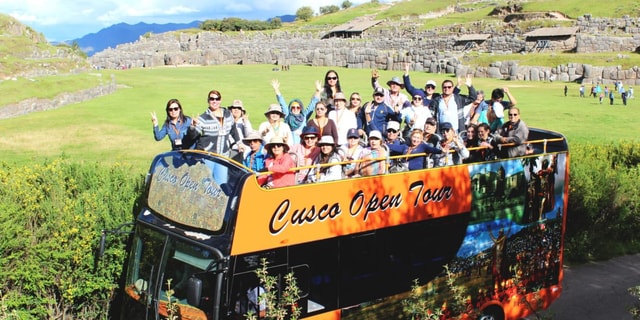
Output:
[151, 67, 530, 189]
[572, 82, 634, 105]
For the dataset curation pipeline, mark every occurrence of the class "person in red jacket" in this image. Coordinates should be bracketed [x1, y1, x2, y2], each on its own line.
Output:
[257, 136, 296, 188]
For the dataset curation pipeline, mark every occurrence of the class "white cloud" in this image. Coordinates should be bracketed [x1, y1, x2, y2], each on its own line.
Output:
[0, 0, 390, 42]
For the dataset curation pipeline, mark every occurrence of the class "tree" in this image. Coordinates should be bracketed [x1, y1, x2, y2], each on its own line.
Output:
[319, 5, 340, 15]
[296, 6, 314, 22]
[342, 0, 353, 9]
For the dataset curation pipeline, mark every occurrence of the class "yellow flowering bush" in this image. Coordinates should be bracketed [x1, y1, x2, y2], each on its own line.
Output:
[0, 160, 143, 319]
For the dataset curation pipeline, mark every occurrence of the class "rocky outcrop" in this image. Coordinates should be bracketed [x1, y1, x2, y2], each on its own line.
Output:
[0, 76, 117, 119]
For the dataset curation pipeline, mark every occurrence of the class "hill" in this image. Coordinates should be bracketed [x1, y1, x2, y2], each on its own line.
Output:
[67, 15, 296, 57]
[71, 21, 202, 57]
[0, 14, 89, 80]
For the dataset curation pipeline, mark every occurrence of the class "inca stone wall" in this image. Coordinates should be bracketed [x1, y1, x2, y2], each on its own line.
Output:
[90, 19, 640, 86]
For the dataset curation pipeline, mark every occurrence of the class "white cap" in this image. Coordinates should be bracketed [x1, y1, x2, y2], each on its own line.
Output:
[369, 130, 382, 140]
[387, 121, 400, 131]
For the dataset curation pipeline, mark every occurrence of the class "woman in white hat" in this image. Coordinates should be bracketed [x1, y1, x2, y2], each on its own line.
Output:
[256, 136, 296, 188]
[241, 131, 266, 172]
[257, 104, 294, 148]
[357, 130, 388, 176]
[328, 92, 357, 145]
[305, 136, 343, 183]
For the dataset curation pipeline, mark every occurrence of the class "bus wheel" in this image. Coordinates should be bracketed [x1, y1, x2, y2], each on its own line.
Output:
[478, 305, 505, 320]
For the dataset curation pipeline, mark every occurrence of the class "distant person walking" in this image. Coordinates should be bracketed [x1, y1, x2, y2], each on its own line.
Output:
[579, 84, 585, 98]
[564, 85, 568, 97]
[609, 90, 615, 105]
[621, 91, 628, 106]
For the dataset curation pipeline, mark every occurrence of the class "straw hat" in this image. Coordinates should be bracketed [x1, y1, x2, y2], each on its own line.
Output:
[264, 104, 285, 117]
[265, 136, 290, 152]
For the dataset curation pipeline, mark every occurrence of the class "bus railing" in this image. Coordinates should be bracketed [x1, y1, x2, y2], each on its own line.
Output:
[256, 137, 566, 176]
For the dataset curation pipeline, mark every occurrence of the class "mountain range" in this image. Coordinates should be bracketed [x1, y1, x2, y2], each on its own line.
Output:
[71, 15, 296, 56]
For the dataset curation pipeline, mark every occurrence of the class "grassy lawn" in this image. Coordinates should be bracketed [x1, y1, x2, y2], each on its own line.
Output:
[1, 64, 639, 172]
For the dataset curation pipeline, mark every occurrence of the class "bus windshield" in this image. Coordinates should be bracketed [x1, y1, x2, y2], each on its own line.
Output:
[123, 225, 220, 320]
[147, 151, 249, 231]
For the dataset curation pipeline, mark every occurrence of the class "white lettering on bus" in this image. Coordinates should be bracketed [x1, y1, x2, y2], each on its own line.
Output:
[203, 182, 223, 199]
[269, 200, 342, 235]
[157, 167, 178, 185]
[408, 181, 453, 207]
[179, 173, 199, 192]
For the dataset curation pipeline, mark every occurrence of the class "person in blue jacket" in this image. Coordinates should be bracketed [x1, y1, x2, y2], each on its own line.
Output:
[357, 87, 401, 137]
[387, 129, 442, 170]
[151, 98, 193, 150]
[242, 131, 267, 172]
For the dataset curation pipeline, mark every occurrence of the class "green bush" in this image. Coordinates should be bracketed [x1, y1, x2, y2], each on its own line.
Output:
[565, 142, 640, 262]
[0, 160, 142, 319]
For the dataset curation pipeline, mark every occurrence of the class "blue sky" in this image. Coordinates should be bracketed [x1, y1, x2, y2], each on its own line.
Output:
[1, 0, 392, 42]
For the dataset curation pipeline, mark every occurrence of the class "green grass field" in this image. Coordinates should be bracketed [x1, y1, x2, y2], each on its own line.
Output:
[1, 64, 638, 172]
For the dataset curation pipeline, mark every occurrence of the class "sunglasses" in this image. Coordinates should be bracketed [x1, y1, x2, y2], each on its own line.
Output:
[167, 107, 180, 111]
[326, 76, 338, 80]
[441, 128, 451, 133]
[303, 136, 317, 140]
[426, 85, 436, 89]
[351, 97, 361, 101]
[509, 113, 519, 116]
[374, 93, 384, 97]
[208, 96, 221, 101]
[290, 105, 301, 110]
[348, 136, 359, 139]
[270, 144, 284, 148]
[387, 129, 398, 133]
[442, 86, 453, 89]
[413, 97, 423, 100]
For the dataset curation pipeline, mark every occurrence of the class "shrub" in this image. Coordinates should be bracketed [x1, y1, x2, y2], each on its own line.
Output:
[0, 160, 142, 319]
[565, 142, 640, 262]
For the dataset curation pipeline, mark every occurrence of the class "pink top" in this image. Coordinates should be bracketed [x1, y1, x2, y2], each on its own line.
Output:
[258, 153, 296, 188]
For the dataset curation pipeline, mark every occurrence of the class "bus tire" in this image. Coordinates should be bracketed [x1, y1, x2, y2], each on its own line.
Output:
[478, 304, 505, 320]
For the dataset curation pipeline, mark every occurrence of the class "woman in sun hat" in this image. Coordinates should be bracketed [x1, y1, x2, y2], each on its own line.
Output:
[356, 130, 388, 176]
[256, 136, 296, 188]
[258, 103, 294, 147]
[305, 136, 343, 183]
[242, 131, 267, 172]
[328, 91, 357, 145]
[370, 68, 411, 111]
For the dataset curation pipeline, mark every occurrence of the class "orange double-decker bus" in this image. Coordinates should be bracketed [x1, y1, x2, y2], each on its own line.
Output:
[110, 128, 569, 320]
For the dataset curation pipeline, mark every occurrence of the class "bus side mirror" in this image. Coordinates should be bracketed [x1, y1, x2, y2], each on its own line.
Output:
[98, 230, 107, 257]
[187, 277, 202, 307]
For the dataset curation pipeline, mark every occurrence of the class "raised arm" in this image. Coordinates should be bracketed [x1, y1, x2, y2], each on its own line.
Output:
[271, 79, 289, 117]
[402, 63, 420, 97]
[304, 80, 323, 120]
[503, 87, 517, 107]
